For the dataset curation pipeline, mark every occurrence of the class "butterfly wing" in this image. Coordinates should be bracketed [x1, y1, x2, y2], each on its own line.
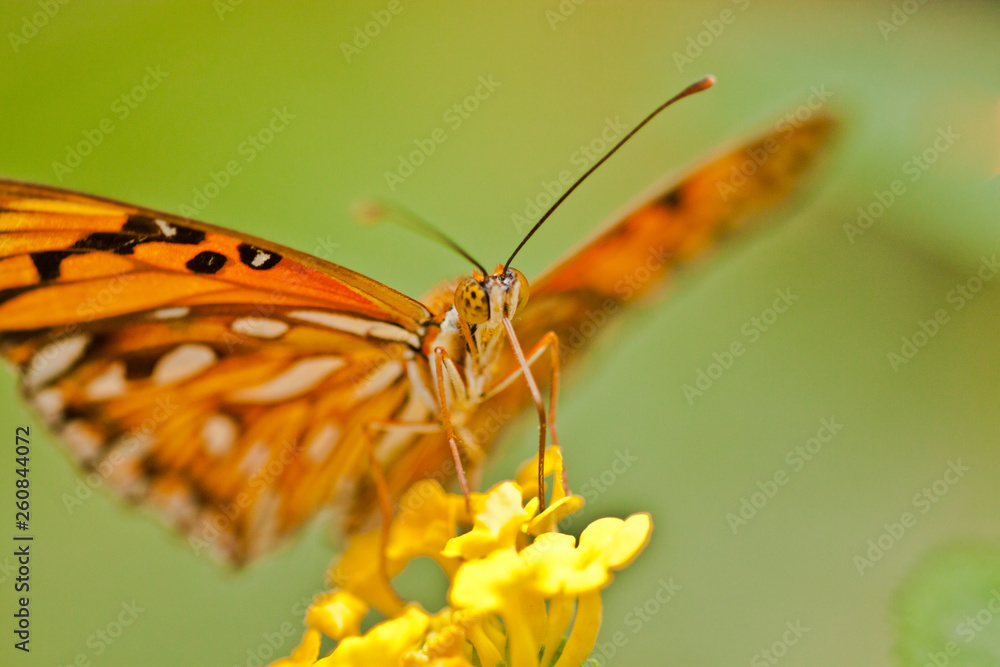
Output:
[516, 112, 836, 363]
[0, 180, 434, 563]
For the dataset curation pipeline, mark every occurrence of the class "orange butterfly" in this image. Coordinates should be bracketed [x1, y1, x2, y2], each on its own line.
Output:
[0, 92, 833, 564]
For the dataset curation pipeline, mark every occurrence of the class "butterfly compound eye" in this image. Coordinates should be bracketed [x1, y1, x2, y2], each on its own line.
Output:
[455, 277, 490, 325]
[510, 268, 529, 313]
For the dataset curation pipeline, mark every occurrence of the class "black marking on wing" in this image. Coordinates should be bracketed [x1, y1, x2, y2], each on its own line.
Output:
[662, 187, 683, 209]
[13, 215, 209, 281]
[237, 243, 282, 270]
[30, 250, 74, 281]
[186, 251, 228, 274]
[123, 215, 207, 246]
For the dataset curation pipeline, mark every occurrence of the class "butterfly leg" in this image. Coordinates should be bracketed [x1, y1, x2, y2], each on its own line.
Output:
[500, 318, 556, 509]
[484, 329, 569, 499]
[433, 346, 474, 512]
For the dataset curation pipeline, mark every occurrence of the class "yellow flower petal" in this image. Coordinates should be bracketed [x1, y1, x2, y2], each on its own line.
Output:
[268, 628, 321, 667]
[306, 591, 368, 640]
[329, 530, 405, 617]
[408, 623, 475, 666]
[444, 482, 532, 560]
[553, 591, 602, 667]
[449, 547, 523, 612]
[523, 533, 611, 595]
[516, 445, 568, 504]
[465, 619, 504, 667]
[317, 606, 429, 667]
[578, 513, 653, 569]
[525, 494, 584, 536]
[389, 480, 463, 565]
[540, 596, 575, 666]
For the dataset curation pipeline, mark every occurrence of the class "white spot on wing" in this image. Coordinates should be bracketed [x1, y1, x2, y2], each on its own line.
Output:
[352, 362, 403, 400]
[85, 362, 127, 399]
[31, 388, 65, 423]
[155, 219, 177, 237]
[152, 344, 216, 385]
[191, 511, 239, 563]
[231, 317, 288, 339]
[246, 489, 281, 558]
[406, 359, 438, 416]
[99, 437, 151, 499]
[24, 334, 90, 390]
[62, 420, 102, 461]
[107, 430, 156, 462]
[230, 356, 345, 403]
[304, 422, 342, 464]
[250, 250, 272, 267]
[153, 306, 189, 319]
[155, 489, 197, 528]
[202, 414, 238, 457]
[372, 394, 432, 465]
[238, 441, 271, 477]
[289, 310, 419, 347]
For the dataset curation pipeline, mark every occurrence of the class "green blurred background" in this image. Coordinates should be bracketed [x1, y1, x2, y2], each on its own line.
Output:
[1, 1, 999, 665]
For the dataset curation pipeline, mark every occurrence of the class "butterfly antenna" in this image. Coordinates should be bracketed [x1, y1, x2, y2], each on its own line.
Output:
[504, 75, 716, 270]
[353, 199, 488, 276]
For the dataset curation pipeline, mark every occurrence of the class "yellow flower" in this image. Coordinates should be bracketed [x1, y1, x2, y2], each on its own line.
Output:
[270, 445, 652, 667]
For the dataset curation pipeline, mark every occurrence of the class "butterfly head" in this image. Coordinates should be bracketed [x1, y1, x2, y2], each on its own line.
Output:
[454, 265, 529, 327]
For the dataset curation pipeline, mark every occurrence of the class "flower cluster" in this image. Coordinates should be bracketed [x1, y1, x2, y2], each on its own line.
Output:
[270, 446, 652, 667]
